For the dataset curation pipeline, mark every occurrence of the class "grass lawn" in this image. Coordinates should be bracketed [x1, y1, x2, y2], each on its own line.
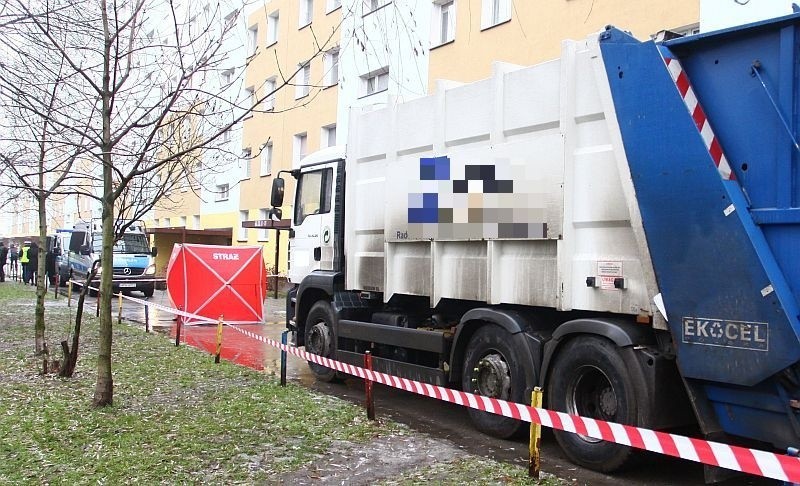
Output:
[0, 284, 562, 484]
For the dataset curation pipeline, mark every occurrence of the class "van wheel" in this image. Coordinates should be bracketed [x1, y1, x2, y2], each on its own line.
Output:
[142, 287, 154, 298]
[547, 336, 639, 472]
[461, 325, 528, 438]
[304, 301, 338, 382]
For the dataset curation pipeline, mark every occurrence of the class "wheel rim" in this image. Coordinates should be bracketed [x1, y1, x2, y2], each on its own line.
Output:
[306, 322, 330, 357]
[567, 365, 618, 443]
[472, 353, 511, 399]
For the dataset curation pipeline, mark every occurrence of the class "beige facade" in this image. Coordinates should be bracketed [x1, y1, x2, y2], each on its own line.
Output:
[428, 0, 700, 91]
[238, 0, 342, 275]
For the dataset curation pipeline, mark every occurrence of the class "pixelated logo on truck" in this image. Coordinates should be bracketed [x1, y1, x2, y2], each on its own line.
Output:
[406, 156, 548, 239]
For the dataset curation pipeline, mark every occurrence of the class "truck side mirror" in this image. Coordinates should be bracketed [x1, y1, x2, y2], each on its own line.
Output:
[270, 177, 285, 207]
[151, 247, 158, 258]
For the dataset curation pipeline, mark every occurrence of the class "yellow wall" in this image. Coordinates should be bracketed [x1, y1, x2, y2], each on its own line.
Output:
[239, 0, 341, 275]
[429, 0, 700, 90]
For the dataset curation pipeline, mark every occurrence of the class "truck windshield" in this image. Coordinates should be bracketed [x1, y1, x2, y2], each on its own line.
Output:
[92, 233, 150, 254]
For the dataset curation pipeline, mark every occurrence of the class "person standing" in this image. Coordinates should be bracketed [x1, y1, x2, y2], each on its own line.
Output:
[28, 241, 39, 286]
[0, 242, 7, 282]
[19, 241, 31, 284]
[9, 243, 18, 280]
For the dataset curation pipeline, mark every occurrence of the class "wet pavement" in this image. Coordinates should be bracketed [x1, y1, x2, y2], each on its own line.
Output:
[73, 288, 773, 486]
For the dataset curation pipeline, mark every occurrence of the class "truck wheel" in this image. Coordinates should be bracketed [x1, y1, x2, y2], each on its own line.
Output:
[142, 287, 154, 298]
[547, 336, 638, 472]
[304, 301, 338, 382]
[461, 325, 527, 438]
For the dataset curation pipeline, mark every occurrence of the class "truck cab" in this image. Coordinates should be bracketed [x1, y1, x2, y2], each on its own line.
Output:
[62, 221, 158, 297]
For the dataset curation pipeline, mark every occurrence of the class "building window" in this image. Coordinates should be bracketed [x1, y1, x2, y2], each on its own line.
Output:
[193, 215, 201, 229]
[295, 63, 311, 99]
[321, 124, 336, 148]
[264, 77, 276, 110]
[362, 68, 389, 96]
[241, 148, 252, 179]
[299, 0, 313, 27]
[432, 1, 455, 46]
[267, 11, 280, 44]
[180, 216, 187, 227]
[245, 86, 256, 113]
[238, 210, 249, 241]
[323, 48, 339, 87]
[247, 25, 258, 55]
[163, 217, 171, 228]
[326, 0, 341, 13]
[481, 0, 510, 29]
[216, 183, 230, 201]
[259, 209, 270, 241]
[364, 0, 389, 14]
[294, 132, 308, 164]
[221, 68, 233, 87]
[154, 218, 160, 227]
[260, 141, 273, 176]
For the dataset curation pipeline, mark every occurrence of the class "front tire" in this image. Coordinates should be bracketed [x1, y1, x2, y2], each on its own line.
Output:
[142, 286, 154, 298]
[304, 301, 338, 382]
[461, 325, 529, 439]
[547, 336, 640, 472]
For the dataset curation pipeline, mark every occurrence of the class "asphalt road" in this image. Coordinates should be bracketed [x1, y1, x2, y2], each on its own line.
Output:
[101, 289, 776, 486]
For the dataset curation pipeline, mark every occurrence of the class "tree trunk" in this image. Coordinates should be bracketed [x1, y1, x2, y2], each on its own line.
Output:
[93, 1, 114, 407]
[60, 280, 90, 378]
[34, 193, 48, 363]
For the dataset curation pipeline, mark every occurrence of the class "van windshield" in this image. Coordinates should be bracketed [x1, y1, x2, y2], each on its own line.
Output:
[92, 233, 150, 254]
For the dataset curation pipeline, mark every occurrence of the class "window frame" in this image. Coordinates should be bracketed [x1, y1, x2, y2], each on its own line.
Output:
[295, 63, 311, 99]
[267, 10, 280, 45]
[294, 167, 333, 225]
[260, 141, 273, 176]
[480, 0, 510, 30]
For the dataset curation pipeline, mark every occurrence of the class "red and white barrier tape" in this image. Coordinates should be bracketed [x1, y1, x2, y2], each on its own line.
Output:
[80, 284, 800, 483]
[225, 323, 800, 483]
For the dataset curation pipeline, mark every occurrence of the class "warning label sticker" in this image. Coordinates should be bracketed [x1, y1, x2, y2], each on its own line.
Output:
[597, 261, 622, 290]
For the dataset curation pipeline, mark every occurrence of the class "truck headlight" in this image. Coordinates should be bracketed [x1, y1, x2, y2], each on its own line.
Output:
[144, 264, 156, 275]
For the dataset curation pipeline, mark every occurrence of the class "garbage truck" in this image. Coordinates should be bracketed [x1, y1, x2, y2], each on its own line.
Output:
[269, 12, 800, 475]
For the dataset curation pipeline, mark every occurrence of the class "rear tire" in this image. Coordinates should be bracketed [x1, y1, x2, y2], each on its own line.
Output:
[461, 325, 528, 439]
[304, 301, 338, 382]
[547, 336, 640, 473]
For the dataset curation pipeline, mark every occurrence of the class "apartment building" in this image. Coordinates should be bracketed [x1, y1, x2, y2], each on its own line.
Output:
[427, 0, 701, 91]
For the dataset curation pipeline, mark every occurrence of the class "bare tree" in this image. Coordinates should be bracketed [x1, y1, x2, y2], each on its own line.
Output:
[0, 0, 337, 406]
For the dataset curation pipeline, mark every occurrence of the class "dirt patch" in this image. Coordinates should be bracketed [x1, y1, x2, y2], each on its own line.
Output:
[274, 433, 468, 485]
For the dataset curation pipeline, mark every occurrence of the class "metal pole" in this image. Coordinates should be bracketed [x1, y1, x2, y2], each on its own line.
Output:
[529, 387, 543, 479]
[95, 290, 100, 317]
[145, 304, 150, 333]
[274, 231, 280, 299]
[280, 330, 288, 386]
[53, 274, 59, 299]
[214, 315, 223, 364]
[364, 350, 375, 421]
[67, 280, 72, 307]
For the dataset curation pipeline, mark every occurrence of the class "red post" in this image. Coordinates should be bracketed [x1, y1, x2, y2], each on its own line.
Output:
[364, 350, 375, 421]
